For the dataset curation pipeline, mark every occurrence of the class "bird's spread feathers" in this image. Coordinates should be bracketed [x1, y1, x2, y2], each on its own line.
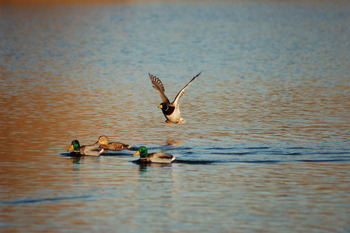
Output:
[149, 72, 201, 105]
[149, 74, 170, 103]
[149, 72, 201, 124]
[173, 72, 201, 107]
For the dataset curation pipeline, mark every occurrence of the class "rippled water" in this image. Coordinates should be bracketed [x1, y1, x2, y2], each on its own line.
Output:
[1, 1, 350, 232]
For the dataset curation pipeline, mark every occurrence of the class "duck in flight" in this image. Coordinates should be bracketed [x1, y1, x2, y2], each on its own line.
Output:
[149, 72, 201, 125]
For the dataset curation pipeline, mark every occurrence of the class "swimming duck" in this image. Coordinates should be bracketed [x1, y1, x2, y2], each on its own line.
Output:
[68, 140, 104, 156]
[93, 135, 131, 151]
[133, 146, 176, 163]
[149, 72, 201, 125]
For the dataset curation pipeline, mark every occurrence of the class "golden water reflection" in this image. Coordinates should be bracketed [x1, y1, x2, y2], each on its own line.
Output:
[1, 2, 350, 232]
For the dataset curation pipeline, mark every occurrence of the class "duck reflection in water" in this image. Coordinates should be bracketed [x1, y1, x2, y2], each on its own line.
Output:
[165, 138, 183, 147]
[138, 162, 173, 172]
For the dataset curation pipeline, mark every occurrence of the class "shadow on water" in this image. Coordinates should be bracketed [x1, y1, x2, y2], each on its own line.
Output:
[129, 160, 175, 173]
[60, 151, 134, 164]
[0, 195, 94, 205]
[61, 145, 350, 165]
[173, 159, 217, 164]
[176, 158, 350, 164]
[131, 158, 350, 166]
[60, 150, 134, 157]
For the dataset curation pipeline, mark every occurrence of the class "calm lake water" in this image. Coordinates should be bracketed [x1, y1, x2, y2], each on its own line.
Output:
[1, 1, 350, 232]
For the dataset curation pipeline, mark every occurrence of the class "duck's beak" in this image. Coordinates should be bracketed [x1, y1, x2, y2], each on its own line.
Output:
[93, 141, 98, 145]
[158, 104, 162, 109]
[68, 145, 74, 152]
[133, 151, 140, 157]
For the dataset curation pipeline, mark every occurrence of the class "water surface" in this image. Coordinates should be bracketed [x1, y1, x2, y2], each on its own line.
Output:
[1, 1, 350, 232]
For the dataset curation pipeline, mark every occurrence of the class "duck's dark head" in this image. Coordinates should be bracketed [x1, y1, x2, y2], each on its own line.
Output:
[133, 146, 149, 158]
[158, 103, 174, 115]
[68, 140, 80, 152]
[158, 103, 168, 111]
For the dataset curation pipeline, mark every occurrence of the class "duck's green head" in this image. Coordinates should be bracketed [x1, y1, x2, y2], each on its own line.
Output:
[133, 146, 148, 158]
[68, 140, 80, 152]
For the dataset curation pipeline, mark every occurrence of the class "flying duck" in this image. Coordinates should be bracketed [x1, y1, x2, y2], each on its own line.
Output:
[149, 72, 201, 125]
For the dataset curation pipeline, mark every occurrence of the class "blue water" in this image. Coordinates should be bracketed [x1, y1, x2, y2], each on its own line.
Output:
[1, 1, 350, 232]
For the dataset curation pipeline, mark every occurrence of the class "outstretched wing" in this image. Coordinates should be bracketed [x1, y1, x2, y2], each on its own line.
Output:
[172, 72, 201, 106]
[149, 73, 170, 103]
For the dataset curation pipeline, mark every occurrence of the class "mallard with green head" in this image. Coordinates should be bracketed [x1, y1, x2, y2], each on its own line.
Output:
[133, 146, 176, 163]
[149, 72, 201, 125]
[93, 135, 131, 151]
[68, 140, 104, 156]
